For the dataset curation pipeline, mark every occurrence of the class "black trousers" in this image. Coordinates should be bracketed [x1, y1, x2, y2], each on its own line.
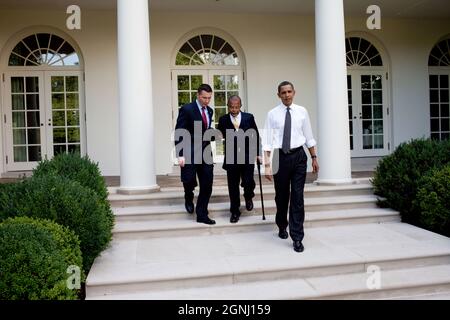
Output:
[182, 163, 214, 220]
[225, 164, 256, 215]
[273, 147, 307, 242]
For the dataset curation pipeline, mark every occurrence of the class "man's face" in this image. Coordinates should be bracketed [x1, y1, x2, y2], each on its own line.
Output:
[277, 85, 295, 106]
[228, 98, 241, 117]
[197, 90, 212, 107]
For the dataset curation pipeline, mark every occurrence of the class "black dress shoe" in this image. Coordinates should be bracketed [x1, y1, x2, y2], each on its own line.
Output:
[185, 201, 194, 214]
[293, 241, 304, 252]
[230, 213, 240, 223]
[197, 217, 216, 225]
[245, 199, 253, 211]
[278, 229, 289, 239]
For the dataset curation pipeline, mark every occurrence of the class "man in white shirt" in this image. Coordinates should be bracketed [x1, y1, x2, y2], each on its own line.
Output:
[262, 81, 319, 252]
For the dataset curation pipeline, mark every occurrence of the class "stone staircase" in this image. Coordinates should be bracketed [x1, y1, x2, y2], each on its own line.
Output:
[85, 178, 450, 300]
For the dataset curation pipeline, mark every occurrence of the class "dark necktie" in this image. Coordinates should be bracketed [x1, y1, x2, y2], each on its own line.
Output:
[201, 106, 208, 129]
[282, 107, 291, 153]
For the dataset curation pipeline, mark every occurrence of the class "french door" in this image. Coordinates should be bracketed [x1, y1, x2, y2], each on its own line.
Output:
[347, 71, 390, 157]
[171, 69, 244, 163]
[4, 71, 85, 171]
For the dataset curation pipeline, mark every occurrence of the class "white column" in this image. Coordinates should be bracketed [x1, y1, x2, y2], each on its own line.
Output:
[117, 0, 159, 194]
[314, 0, 352, 185]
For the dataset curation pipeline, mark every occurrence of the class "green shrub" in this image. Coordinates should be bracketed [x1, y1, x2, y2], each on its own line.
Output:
[1, 216, 85, 282]
[33, 153, 108, 201]
[414, 165, 450, 236]
[372, 138, 450, 225]
[0, 174, 114, 272]
[0, 221, 78, 300]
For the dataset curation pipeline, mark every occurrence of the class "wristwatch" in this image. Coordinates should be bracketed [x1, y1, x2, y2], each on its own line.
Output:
[311, 155, 317, 159]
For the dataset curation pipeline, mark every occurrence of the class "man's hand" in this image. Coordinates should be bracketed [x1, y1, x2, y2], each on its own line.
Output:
[312, 158, 319, 173]
[178, 157, 186, 168]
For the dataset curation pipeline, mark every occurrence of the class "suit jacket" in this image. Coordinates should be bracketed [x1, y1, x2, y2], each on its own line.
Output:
[175, 101, 214, 165]
[217, 112, 261, 170]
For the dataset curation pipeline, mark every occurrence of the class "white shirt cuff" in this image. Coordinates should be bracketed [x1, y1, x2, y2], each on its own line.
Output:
[305, 139, 317, 148]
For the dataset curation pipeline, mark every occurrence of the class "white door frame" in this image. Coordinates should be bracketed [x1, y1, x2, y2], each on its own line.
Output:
[3, 70, 86, 171]
[348, 69, 390, 157]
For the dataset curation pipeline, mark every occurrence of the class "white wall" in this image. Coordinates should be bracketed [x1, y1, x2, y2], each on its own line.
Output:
[0, 9, 449, 177]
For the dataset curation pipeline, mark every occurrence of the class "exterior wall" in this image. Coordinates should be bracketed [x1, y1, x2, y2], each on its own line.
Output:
[0, 8, 449, 176]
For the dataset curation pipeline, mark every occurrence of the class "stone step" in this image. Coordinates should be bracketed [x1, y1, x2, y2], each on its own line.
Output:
[113, 195, 380, 222]
[87, 264, 450, 300]
[86, 223, 450, 298]
[113, 208, 400, 239]
[108, 181, 374, 207]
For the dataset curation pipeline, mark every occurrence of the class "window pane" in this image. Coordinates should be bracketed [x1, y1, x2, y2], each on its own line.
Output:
[27, 129, 41, 145]
[362, 105, 372, 119]
[442, 132, 450, 140]
[430, 104, 440, 117]
[214, 92, 226, 106]
[431, 133, 440, 140]
[66, 93, 79, 109]
[67, 110, 80, 126]
[373, 120, 383, 134]
[440, 75, 449, 89]
[11, 77, 24, 93]
[178, 92, 190, 107]
[373, 105, 383, 119]
[12, 112, 25, 128]
[361, 91, 371, 104]
[214, 75, 225, 90]
[372, 76, 382, 89]
[23, 35, 38, 52]
[51, 77, 64, 92]
[361, 76, 371, 89]
[201, 35, 213, 49]
[12, 95, 25, 110]
[363, 135, 373, 149]
[66, 76, 78, 92]
[440, 90, 449, 103]
[68, 144, 81, 154]
[177, 75, 189, 90]
[226, 75, 239, 90]
[191, 75, 203, 90]
[188, 36, 202, 52]
[429, 75, 439, 88]
[49, 35, 64, 51]
[13, 129, 26, 145]
[52, 94, 65, 109]
[25, 77, 38, 93]
[348, 105, 353, 119]
[14, 146, 27, 162]
[214, 107, 226, 122]
[430, 90, 439, 103]
[431, 118, 440, 131]
[28, 146, 41, 161]
[53, 128, 66, 144]
[441, 104, 449, 117]
[374, 135, 384, 149]
[9, 54, 25, 66]
[67, 128, 80, 143]
[441, 119, 450, 132]
[363, 121, 372, 134]
[54, 144, 66, 156]
[175, 52, 190, 65]
[350, 136, 353, 150]
[373, 90, 382, 104]
[27, 111, 40, 127]
[26, 94, 39, 110]
[53, 111, 65, 126]
[349, 121, 353, 135]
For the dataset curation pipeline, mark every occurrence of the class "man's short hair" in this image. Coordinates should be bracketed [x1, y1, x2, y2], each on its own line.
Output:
[197, 84, 213, 94]
[278, 81, 294, 93]
[227, 95, 242, 106]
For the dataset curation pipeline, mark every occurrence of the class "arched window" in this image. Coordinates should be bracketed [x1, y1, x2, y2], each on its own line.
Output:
[429, 39, 450, 66]
[175, 34, 239, 66]
[8, 33, 80, 66]
[346, 37, 383, 67]
[428, 38, 450, 141]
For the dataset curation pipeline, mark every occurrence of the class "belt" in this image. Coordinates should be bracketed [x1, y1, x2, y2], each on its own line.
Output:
[279, 146, 302, 155]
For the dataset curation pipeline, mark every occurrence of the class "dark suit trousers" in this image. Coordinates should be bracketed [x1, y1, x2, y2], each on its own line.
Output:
[273, 147, 307, 242]
[182, 163, 214, 220]
[226, 164, 256, 215]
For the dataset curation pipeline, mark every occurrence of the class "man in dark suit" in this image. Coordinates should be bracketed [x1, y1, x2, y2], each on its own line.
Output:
[218, 95, 261, 223]
[175, 84, 216, 225]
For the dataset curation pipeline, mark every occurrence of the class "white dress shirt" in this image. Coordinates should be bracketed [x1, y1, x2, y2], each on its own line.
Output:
[262, 103, 316, 151]
[229, 112, 241, 129]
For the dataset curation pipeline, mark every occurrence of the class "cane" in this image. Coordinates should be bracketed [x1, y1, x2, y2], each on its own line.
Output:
[257, 158, 266, 220]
